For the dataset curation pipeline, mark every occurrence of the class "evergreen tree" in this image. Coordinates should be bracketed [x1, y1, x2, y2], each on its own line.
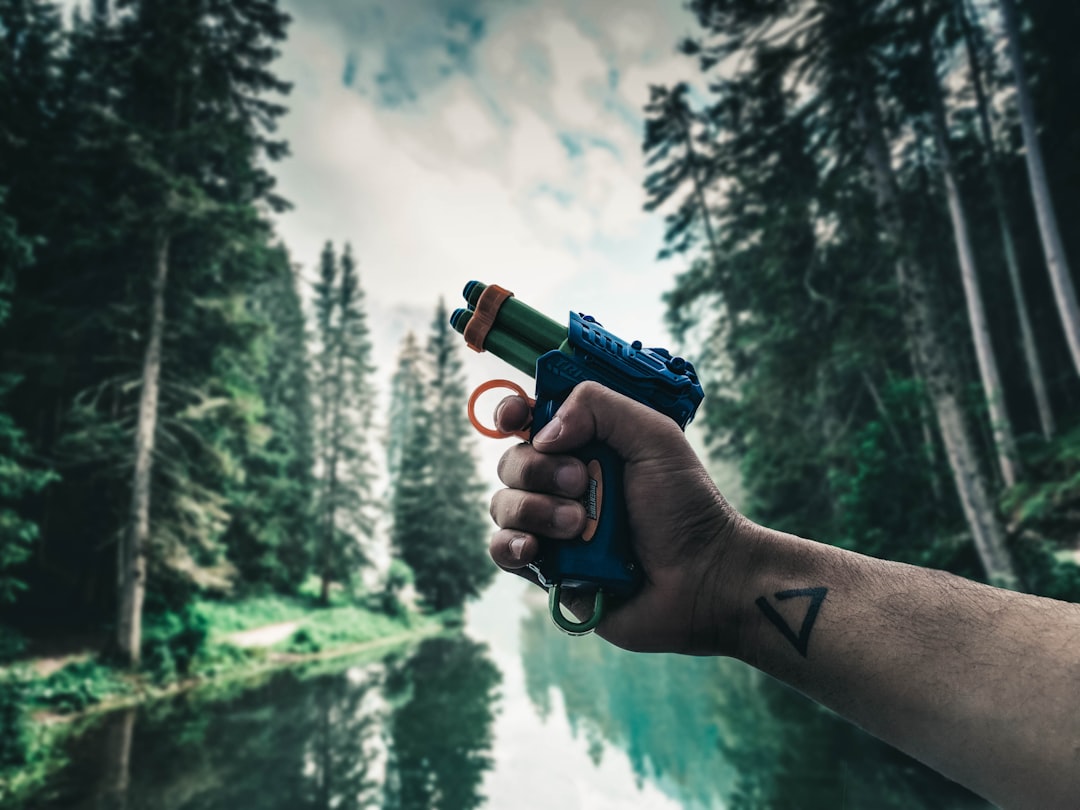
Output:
[0, 194, 55, 602]
[386, 331, 424, 493]
[911, 0, 1021, 487]
[312, 242, 375, 603]
[956, 0, 1055, 440]
[108, 0, 293, 663]
[219, 244, 316, 592]
[391, 302, 493, 612]
[670, 0, 1022, 585]
[997, 0, 1080, 378]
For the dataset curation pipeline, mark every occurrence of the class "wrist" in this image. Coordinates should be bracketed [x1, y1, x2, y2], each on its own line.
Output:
[685, 510, 774, 657]
[704, 520, 823, 663]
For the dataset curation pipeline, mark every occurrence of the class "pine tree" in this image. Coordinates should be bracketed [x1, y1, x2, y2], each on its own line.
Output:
[105, 0, 292, 663]
[386, 331, 424, 493]
[0, 194, 55, 602]
[997, 0, 1080, 378]
[220, 244, 316, 592]
[391, 302, 493, 612]
[914, 0, 1021, 486]
[674, 0, 1020, 585]
[312, 243, 375, 603]
[956, 0, 1054, 440]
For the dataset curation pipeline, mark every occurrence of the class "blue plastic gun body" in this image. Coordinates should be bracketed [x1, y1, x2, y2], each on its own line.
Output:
[528, 312, 705, 599]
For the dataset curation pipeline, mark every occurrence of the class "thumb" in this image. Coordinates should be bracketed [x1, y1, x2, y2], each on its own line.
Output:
[531, 381, 685, 462]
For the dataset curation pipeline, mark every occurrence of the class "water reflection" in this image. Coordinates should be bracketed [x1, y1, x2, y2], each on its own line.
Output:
[28, 636, 499, 810]
[519, 601, 991, 810]
[384, 637, 501, 810]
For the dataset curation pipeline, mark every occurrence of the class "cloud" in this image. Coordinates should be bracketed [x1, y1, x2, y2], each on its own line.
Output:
[272, 0, 704, 418]
[284, 0, 496, 108]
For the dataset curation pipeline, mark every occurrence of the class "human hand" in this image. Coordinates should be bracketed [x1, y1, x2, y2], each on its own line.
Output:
[487, 381, 753, 655]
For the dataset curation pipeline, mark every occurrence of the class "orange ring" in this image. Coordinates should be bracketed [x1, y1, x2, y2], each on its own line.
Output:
[468, 380, 535, 440]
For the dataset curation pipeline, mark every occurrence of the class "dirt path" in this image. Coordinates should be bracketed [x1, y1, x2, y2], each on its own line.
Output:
[224, 621, 301, 649]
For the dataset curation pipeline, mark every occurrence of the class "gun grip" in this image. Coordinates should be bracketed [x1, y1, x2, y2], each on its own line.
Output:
[528, 440, 642, 599]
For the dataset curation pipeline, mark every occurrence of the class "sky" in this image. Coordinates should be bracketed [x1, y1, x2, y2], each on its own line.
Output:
[271, 0, 703, 396]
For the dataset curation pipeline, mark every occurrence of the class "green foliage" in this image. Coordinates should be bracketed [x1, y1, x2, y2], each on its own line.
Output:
[378, 559, 416, 617]
[23, 658, 131, 714]
[285, 626, 321, 655]
[311, 242, 376, 601]
[0, 673, 31, 769]
[141, 605, 210, 682]
[0, 191, 57, 603]
[1002, 425, 1080, 600]
[1003, 425, 1080, 529]
[0, 626, 26, 663]
[218, 244, 317, 593]
[662, 0, 1080, 588]
[391, 304, 494, 612]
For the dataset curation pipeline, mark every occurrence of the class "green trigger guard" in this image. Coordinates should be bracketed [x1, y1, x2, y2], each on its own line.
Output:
[548, 584, 605, 635]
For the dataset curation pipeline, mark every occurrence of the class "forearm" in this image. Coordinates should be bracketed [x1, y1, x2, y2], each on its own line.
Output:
[724, 526, 1080, 808]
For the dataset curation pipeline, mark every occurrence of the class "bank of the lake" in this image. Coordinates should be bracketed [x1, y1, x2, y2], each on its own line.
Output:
[0, 593, 444, 805]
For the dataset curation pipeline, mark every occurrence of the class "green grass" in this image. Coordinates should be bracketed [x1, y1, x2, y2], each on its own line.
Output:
[275, 603, 427, 655]
[195, 594, 316, 637]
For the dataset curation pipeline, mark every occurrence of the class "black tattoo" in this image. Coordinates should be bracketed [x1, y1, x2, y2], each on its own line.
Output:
[755, 587, 827, 658]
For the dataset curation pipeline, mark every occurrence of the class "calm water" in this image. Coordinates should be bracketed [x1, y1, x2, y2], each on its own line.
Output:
[22, 576, 990, 810]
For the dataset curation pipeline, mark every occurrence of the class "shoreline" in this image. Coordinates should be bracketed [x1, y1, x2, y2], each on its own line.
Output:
[32, 620, 444, 726]
[1, 605, 452, 805]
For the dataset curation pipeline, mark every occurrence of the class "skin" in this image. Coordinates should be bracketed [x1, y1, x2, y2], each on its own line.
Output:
[488, 381, 1080, 810]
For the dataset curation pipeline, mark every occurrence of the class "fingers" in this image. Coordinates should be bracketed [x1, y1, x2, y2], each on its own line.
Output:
[494, 395, 532, 434]
[530, 381, 683, 461]
[489, 528, 540, 570]
[496, 443, 586, 495]
[489, 488, 585, 538]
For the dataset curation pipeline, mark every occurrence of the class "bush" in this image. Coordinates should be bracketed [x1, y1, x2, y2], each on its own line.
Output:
[285, 627, 321, 655]
[23, 659, 129, 713]
[0, 675, 31, 769]
[141, 605, 210, 683]
[378, 559, 415, 617]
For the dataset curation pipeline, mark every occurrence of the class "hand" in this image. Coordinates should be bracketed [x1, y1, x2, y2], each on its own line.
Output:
[487, 381, 753, 655]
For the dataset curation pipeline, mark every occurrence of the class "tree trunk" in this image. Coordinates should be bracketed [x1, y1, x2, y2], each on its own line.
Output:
[855, 85, 1018, 588]
[117, 231, 170, 665]
[997, 0, 1080, 377]
[921, 22, 1021, 486]
[960, 0, 1054, 439]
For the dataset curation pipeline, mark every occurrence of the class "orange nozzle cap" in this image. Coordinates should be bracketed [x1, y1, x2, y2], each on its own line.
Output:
[463, 284, 513, 353]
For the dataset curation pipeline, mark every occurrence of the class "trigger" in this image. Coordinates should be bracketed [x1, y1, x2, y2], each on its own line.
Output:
[467, 380, 535, 441]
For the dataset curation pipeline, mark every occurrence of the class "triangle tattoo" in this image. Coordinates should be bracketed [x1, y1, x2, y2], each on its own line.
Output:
[755, 587, 828, 658]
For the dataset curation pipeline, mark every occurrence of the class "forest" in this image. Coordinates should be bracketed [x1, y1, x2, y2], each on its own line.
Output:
[649, 0, 1080, 598]
[0, 0, 492, 681]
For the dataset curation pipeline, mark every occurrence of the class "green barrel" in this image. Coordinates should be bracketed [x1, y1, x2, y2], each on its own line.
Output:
[462, 281, 567, 354]
[450, 308, 541, 378]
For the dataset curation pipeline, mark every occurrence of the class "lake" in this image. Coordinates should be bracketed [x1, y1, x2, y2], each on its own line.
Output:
[22, 575, 990, 809]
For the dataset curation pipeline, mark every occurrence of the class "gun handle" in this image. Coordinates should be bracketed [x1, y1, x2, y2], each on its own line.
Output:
[529, 440, 642, 600]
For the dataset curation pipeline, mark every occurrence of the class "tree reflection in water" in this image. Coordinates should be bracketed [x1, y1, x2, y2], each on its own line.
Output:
[30, 637, 500, 810]
[384, 636, 502, 810]
[519, 601, 991, 810]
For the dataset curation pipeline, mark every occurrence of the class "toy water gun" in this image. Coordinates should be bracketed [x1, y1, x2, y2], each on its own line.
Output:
[451, 282, 704, 635]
